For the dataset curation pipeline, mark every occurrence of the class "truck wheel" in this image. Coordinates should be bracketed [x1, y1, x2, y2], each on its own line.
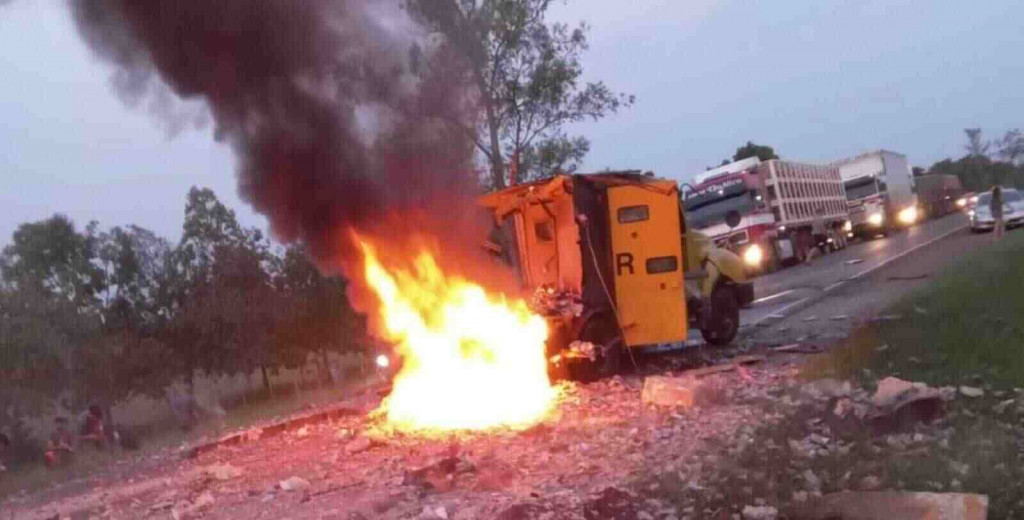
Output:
[700, 284, 739, 346]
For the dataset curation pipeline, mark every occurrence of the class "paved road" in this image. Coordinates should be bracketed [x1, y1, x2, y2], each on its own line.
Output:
[751, 212, 968, 300]
[737, 212, 968, 330]
[738, 220, 1002, 347]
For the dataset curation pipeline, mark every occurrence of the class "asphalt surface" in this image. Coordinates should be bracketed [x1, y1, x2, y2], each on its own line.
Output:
[730, 210, 1016, 347]
[738, 212, 968, 328]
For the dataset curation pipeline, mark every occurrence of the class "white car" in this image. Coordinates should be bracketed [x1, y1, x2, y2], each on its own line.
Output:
[970, 188, 1024, 232]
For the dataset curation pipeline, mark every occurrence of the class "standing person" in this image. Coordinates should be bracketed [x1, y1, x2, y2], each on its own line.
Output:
[44, 417, 75, 468]
[991, 185, 1005, 240]
[808, 207, 828, 260]
[79, 405, 106, 450]
[0, 432, 10, 474]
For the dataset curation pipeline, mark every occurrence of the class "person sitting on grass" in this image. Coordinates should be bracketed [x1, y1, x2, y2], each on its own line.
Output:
[79, 405, 106, 450]
[44, 417, 75, 468]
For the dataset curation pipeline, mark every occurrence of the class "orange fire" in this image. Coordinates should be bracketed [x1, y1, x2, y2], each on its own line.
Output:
[359, 239, 555, 431]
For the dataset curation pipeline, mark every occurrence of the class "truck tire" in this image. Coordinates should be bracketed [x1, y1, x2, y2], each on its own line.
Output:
[700, 284, 739, 346]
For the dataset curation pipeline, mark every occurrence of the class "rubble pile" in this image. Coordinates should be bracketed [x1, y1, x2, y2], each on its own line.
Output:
[15, 366, 787, 520]
[529, 285, 584, 318]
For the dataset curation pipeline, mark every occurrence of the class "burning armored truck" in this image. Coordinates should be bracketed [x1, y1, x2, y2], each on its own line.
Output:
[479, 172, 753, 376]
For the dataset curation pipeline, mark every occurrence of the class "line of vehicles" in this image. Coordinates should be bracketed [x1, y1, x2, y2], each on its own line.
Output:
[682, 150, 967, 275]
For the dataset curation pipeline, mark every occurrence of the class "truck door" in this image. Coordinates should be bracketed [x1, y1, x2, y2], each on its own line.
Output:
[607, 185, 687, 346]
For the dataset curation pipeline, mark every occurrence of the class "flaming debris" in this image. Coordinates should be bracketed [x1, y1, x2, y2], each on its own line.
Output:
[360, 240, 556, 431]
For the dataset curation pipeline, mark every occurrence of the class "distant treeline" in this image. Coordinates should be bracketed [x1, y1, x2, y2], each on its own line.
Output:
[0, 187, 370, 466]
[918, 128, 1024, 192]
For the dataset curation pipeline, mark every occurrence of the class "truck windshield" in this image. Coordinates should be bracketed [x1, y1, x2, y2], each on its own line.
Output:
[685, 190, 754, 229]
[844, 177, 878, 201]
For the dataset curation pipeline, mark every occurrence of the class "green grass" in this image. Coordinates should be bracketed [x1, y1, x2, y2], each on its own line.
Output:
[807, 229, 1024, 389]
[638, 230, 1024, 518]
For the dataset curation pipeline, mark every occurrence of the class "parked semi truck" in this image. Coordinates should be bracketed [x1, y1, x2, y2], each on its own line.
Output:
[683, 158, 850, 275]
[835, 150, 919, 237]
[914, 173, 964, 220]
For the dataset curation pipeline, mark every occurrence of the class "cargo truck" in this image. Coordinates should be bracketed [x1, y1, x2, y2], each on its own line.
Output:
[683, 158, 850, 275]
[836, 150, 919, 237]
[914, 173, 964, 220]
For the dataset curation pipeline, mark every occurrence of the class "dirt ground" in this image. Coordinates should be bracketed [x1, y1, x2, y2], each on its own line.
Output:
[3, 224, 993, 520]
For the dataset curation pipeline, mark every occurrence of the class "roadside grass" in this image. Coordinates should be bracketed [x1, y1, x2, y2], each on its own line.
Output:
[0, 379, 369, 500]
[640, 230, 1024, 517]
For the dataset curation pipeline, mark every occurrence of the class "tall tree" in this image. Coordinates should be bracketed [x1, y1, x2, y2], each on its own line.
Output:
[996, 129, 1024, 165]
[407, 0, 633, 189]
[733, 141, 779, 162]
[964, 128, 990, 157]
[516, 132, 589, 182]
[1, 215, 105, 312]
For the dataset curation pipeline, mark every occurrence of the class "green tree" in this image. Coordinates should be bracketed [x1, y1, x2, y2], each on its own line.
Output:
[275, 245, 369, 387]
[964, 128, 990, 157]
[996, 129, 1024, 165]
[407, 0, 633, 188]
[1, 214, 105, 312]
[516, 133, 589, 182]
[733, 141, 779, 162]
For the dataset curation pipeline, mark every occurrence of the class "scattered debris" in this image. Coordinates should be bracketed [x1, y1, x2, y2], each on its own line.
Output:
[876, 344, 890, 352]
[742, 504, 779, 520]
[802, 378, 852, 401]
[772, 343, 825, 354]
[681, 355, 764, 378]
[992, 399, 1015, 414]
[830, 315, 849, 321]
[280, 476, 311, 492]
[845, 259, 864, 265]
[641, 376, 696, 409]
[887, 274, 930, 281]
[859, 475, 882, 491]
[913, 305, 929, 315]
[802, 316, 819, 322]
[200, 463, 243, 481]
[345, 436, 375, 455]
[958, 386, 984, 398]
[793, 492, 988, 520]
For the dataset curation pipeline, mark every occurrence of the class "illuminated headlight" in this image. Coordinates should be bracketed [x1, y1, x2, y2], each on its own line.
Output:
[968, 209, 976, 218]
[843, 221, 852, 232]
[970, 196, 978, 203]
[898, 206, 918, 224]
[868, 212, 884, 226]
[743, 244, 763, 266]
[375, 354, 390, 368]
[956, 198, 967, 208]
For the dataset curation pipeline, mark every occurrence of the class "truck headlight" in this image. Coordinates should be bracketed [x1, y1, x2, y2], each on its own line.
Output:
[956, 198, 967, 208]
[743, 244, 763, 266]
[868, 212, 884, 226]
[898, 206, 918, 224]
[843, 220, 852, 232]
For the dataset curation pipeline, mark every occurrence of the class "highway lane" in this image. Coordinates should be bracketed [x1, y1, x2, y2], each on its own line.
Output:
[751, 211, 968, 300]
[738, 212, 968, 329]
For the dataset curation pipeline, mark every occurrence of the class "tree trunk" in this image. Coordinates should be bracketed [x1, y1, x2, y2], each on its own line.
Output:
[320, 348, 334, 385]
[473, 67, 505, 189]
[261, 365, 273, 398]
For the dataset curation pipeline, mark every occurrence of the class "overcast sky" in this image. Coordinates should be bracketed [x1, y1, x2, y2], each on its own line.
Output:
[3, 0, 1023, 244]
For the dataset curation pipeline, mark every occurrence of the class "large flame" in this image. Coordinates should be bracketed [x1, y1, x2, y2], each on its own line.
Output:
[360, 239, 555, 431]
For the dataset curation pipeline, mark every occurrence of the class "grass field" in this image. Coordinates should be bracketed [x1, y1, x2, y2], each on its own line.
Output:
[641, 230, 1024, 517]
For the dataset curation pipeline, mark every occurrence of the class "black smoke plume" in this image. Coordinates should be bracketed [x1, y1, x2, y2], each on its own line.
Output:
[69, 0, 481, 276]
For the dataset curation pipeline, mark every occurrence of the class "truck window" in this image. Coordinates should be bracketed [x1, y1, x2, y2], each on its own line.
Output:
[844, 177, 878, 201]
[646, 256, 678, 273]
[617, 205, 649, 223]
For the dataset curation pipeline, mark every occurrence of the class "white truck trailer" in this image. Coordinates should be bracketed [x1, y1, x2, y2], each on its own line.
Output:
[684, 158, 850, 275]
[835, 150, 919, 237]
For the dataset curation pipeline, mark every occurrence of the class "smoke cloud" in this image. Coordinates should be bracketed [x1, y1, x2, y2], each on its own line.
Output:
[68, 0, 482, 278]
